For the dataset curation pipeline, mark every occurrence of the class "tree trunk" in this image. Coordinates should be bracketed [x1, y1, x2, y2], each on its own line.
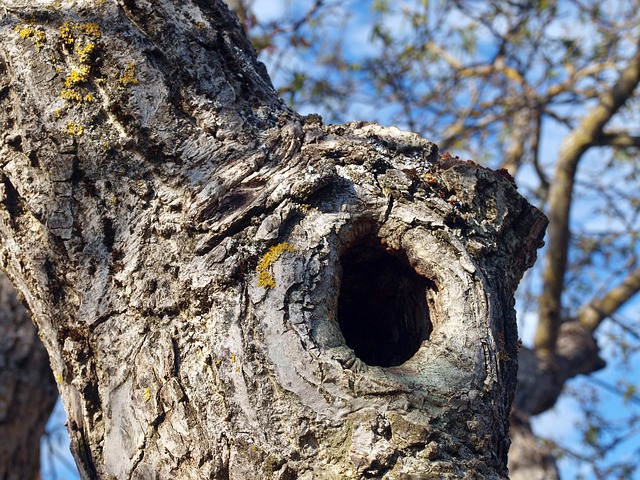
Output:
[508, 322, 606, 479]
[0, 272, 58, 479]
[0, 1, 546, 478]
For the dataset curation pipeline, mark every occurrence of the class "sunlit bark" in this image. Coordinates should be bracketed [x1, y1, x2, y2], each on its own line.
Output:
[0, 1, 546, 478]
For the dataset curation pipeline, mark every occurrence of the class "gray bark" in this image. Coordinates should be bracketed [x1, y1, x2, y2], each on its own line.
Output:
[0, 1, 546, 478]
[0, 272, 58, 480]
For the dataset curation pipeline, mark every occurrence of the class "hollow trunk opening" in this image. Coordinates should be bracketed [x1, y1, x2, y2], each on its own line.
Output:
[337, 241, 433, 367]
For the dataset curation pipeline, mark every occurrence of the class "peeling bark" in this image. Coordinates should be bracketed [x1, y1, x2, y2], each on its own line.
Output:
[0, 1, 546, 478]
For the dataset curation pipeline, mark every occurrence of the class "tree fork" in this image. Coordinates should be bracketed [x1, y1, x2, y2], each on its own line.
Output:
[0, 1, 546, 478]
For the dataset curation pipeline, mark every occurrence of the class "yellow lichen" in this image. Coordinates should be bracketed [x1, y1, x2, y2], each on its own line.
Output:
[60, 21, 75, 44]
[118, 63, 140, 87]
[257, 242, 298, 289]
[61, 88, 82, 102]
[143, 387, 151, 402]
[64, 65, 91, 88]
[75, 42, 95, 63]
[16, 25, 47, 50]
[79, 22, 101, 38]
[64, 121, 84, 136]
[60, 21, 101, 44]
[52, 109, 63, 118]
[58, 25, 99, 104]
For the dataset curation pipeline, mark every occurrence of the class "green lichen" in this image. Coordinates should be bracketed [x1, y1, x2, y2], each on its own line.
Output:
[263, 453, 284, 474]
[257, 242, 297, 289]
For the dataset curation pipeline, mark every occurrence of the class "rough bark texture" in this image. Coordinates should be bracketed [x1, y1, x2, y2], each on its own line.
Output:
[0, 1, 546, 478]
[0, 271, 58, 480]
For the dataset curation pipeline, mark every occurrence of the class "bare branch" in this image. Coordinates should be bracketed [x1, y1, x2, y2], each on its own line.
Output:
[594, 132, 640, 148]
[532, 111, 550, 198]
[543, 62, 614, 101]
[535, 40, 640, 359]
[578, 267, 640, 331]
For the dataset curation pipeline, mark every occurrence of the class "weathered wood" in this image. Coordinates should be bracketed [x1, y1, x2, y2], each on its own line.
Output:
[0, 1, 546, 478]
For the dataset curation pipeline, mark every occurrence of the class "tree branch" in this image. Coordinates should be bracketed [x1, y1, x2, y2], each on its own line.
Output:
[543, 62, 613, 101]
[535, 40, 640, 359]
[532, 110, 550, 199]
[594, 132, 640, 147]
[578, 267, 640, 331]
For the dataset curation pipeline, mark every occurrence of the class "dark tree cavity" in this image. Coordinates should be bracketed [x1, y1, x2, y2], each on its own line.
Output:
[338, 239, 433, 367]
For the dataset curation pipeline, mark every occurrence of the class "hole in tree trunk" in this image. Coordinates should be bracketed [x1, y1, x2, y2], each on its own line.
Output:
[337, 240, 433, 367]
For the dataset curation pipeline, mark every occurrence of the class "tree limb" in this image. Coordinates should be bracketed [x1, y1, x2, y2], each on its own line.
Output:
[532, 110, 550, 199]
[594, 132, 640, 147]
[578, 267, 640, 331]
[535, 40, 640, 359]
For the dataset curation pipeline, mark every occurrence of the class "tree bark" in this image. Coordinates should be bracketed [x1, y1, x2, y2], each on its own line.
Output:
[0, 1, 546, 478]
[0, 272, 58, 480]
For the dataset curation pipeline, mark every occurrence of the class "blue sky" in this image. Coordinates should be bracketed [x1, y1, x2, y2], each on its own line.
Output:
[41, 399, 78, 480]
